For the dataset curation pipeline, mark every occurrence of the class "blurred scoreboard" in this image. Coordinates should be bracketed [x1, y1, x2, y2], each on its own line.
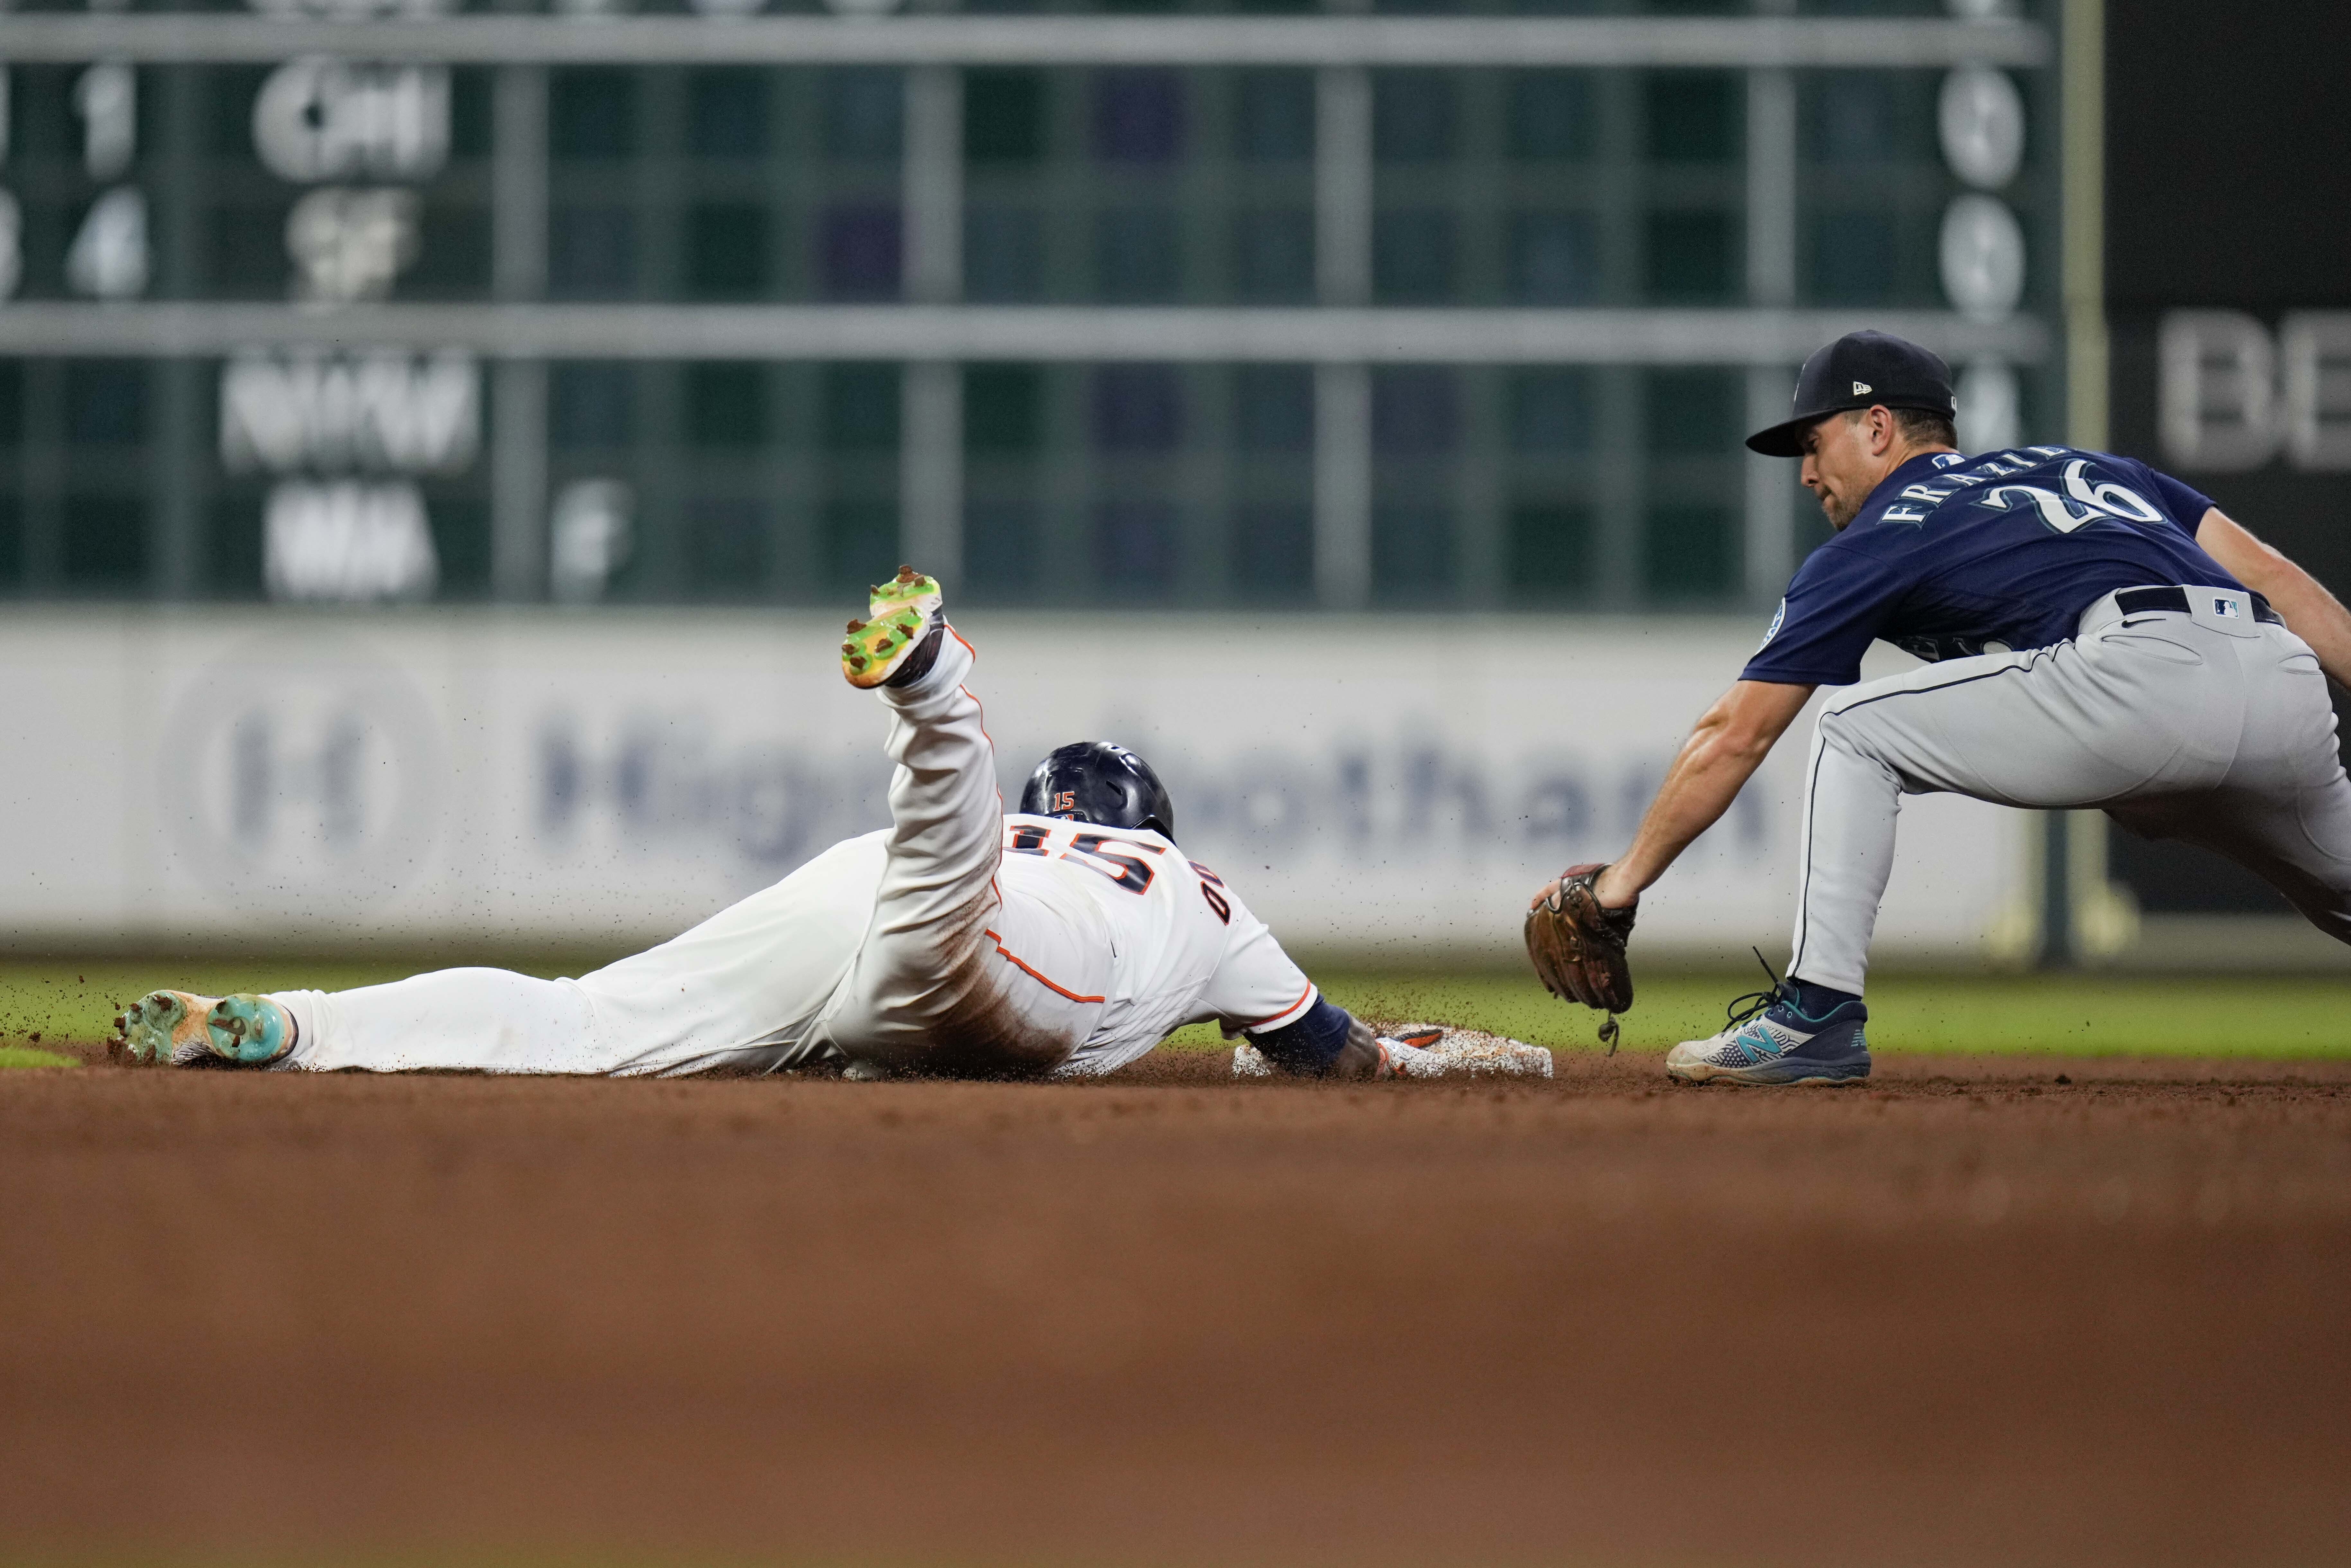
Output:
[0, 0, 2069, 612]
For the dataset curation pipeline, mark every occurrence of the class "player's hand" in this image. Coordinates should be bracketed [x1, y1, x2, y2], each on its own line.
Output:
[1372, 1026, 1554, 1080]
[1229, 1012, 1381, 1079]
[1232, 1024, 1553, 1080]
[1329, 1014, 1387, 1079]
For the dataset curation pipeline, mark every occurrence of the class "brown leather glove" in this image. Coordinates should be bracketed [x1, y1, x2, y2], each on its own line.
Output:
[1524, 864, 1637, 1028]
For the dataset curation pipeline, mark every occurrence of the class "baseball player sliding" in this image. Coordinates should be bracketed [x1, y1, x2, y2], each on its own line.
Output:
[1527, 330, 2351, 1085]
[115, 569, 1544, 1084]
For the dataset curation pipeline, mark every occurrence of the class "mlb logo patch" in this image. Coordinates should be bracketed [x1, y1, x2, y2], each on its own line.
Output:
[2213, 597, 2240, 618]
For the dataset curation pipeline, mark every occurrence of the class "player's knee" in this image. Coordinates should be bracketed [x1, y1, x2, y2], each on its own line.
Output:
[1813, 701, 1863, 753]
[1814, 697, 1890, 758]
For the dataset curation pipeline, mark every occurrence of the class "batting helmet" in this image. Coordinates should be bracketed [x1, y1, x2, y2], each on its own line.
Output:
[1018, 742, 1177, 841]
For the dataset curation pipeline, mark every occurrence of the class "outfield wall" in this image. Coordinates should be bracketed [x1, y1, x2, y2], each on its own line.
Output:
[0, 610, 2031, 965]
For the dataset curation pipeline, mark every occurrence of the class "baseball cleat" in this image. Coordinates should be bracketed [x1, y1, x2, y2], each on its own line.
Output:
[1666, 986, 1870, 1086]
[842, 566, 944, 689]
[111, 990, 222, 1066]
[208, 994, 299, 1065]
[110, 989, 297, 1067]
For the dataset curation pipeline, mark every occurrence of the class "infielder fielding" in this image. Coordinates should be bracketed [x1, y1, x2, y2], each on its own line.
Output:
[115, 569, 1543, 1083]
[1526, 330, 2351, 1085]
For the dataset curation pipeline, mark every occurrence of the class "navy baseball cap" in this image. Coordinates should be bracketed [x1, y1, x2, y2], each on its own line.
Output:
[1745, 330, 1958, 457]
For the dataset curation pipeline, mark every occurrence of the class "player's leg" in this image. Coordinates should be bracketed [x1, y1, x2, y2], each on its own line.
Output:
[2108, 788, 2351, 944]
[569, 831, 888, 1075]
[115, 833, 891, 1074]
[1788, 636, 2227, 993]
[2106, 627, 2351, 944]
[811, 572, 1100, 1076]
[1669, 631, 2234, 1085]
[114, 968, 594, 1072]
[268, 969, 597, 1072]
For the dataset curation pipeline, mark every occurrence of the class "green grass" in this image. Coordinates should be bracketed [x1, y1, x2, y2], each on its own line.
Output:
[0, 960, 2344, 1067]
[0, 958, 592, 1069]
[1163, 969, 2351, 1058]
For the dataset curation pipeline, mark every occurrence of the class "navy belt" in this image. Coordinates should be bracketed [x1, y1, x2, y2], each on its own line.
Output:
[2114, 585, 2283, 626]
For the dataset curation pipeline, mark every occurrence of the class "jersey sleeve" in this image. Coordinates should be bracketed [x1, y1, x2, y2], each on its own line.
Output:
[2132, 461, 2216, 537]
[1194, 877, 1319, 1036]
[1739, 539, 1916, 687]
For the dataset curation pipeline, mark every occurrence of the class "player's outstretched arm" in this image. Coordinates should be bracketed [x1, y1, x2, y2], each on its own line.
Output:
[1590, 679, 1815, 910]
[1245, 1002, 1385, 1079]
[1238, 1002, 1550, 1081]
[2195, 507, 2351, 689]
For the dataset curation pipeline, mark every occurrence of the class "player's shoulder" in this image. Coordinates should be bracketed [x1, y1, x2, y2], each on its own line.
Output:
[1919, 444, 2204, 530]
[1001, 814, 1189, 887]
[1868, 444, 2150, 525]
[1925, 443, 2160, 493]
[1003, 811, 1178, 846]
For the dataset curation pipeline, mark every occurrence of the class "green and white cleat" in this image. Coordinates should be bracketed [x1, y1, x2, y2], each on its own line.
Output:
[867, 564, 942, 625]
[842, 566, 945, 689]
[110, 989, 297, 1067]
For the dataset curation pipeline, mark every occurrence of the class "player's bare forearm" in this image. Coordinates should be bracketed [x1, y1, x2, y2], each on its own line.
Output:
[1592, 681, 1814, 909]
[2196, 507, 2351, 688]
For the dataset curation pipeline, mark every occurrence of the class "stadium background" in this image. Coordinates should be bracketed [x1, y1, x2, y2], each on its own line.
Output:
[3, 10, 2349, 1568]
[0, 0, 2342, 973]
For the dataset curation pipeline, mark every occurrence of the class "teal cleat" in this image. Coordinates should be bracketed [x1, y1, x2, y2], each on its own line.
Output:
[111, 989, 220, 1066]
[110, 989, 296, 1068]
[207, 994, 298, 1065]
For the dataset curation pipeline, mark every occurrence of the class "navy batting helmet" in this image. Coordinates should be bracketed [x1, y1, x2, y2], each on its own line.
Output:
[1019, 742, 1176, 841]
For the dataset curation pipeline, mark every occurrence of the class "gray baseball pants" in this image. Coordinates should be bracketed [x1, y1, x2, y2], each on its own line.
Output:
[1788, 586, 2351, 994]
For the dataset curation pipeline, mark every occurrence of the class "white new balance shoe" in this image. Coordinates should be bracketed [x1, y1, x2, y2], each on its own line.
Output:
[1666, 985, 1871, 1086]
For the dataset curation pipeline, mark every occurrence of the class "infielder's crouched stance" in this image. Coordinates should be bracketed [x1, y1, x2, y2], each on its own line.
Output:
[113, 569, 1546, 1084]
[1526, 330, 2351, 1086]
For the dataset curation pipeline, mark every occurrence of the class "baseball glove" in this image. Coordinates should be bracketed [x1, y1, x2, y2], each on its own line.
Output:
[1524, 864, 1637, 1046]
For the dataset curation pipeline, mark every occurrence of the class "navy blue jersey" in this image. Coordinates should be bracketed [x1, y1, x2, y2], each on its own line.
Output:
[1742, 446, 2230, 688]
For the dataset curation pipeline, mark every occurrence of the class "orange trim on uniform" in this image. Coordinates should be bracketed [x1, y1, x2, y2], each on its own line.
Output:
[1242, 982, 1317, 1031]
[984, 929, 1106, 1004]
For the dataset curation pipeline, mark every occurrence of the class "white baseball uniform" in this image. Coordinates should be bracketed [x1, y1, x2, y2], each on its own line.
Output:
[266, 625, 1320, 1078]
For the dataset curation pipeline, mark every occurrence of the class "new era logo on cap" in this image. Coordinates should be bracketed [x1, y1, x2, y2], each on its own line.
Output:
[1853, 381, 1873, 395]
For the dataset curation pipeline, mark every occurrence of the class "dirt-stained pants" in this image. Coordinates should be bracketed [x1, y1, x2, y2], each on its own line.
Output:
[270, 624, 1099, 1076]
[800, 627, 1105, 1075]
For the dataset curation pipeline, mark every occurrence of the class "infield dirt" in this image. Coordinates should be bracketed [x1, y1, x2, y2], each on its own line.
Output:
[3, 1048, 2348, 1568]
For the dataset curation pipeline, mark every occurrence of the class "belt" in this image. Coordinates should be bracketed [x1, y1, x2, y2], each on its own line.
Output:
[2114, 585, 2283, 626]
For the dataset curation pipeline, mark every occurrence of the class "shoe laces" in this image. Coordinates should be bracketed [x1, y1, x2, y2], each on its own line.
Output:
[1722, 948, 1792, 1030]
[1723, 984, 1788, 1029]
